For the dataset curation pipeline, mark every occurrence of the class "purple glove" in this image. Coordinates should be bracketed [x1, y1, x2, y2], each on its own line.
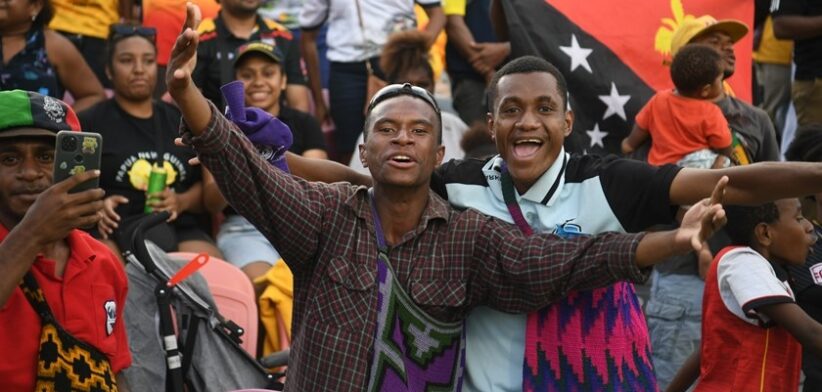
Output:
[221, 81, 292, 172]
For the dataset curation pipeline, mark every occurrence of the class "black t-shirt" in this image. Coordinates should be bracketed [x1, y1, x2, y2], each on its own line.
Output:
[279, 106, 326, 155]
[774, 0, 822, 80]
[789, 225, 822, 312]
[77, 99, 204, 228]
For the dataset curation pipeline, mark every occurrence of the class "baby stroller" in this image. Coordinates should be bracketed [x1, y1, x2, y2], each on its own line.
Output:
[120, 212, 283, 391]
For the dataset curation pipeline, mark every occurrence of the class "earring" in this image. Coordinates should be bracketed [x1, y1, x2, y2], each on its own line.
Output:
[31, 14, 37, 21]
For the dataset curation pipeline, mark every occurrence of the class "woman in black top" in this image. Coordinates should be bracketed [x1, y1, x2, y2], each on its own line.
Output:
[78, 24, 222, 258]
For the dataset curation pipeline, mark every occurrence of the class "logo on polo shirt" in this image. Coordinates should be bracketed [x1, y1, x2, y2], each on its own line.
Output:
[104, 300, 116, 336]
[811, 263, 822, 285]
[554, 219, 583, 238]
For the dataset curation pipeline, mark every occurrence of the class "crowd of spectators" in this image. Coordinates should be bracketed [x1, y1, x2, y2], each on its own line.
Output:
[0, 0, 821, 391]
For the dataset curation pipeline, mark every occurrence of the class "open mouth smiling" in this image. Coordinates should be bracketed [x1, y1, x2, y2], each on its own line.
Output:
[512, 139, 544, 158]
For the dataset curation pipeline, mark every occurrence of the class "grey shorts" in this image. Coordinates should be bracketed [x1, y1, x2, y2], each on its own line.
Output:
[216, 214, 281, 268]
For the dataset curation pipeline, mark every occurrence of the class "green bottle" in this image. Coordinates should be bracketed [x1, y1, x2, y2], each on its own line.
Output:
[144, 162, 168, 213]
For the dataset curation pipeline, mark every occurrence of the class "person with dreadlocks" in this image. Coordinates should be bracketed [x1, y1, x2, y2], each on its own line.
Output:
[348, 30, 469, 174]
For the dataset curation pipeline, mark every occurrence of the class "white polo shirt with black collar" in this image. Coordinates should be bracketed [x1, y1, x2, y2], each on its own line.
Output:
[431, 149, 681, 391]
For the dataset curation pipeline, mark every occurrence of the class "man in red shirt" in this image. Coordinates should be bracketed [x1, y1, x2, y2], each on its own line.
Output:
[0, 90, 131, 391]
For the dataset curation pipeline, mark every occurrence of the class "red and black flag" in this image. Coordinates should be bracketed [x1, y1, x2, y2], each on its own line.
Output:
[500, 0, 753, 155]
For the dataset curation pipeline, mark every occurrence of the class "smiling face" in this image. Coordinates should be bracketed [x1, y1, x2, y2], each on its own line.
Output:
[765, 198, 817, 266]
[0, 137, 54, 228]
[235, 54, 286, 114]
[489, 72, 573, 193]
[690, 30, 736, 79]
[108, 36, 157, 103]
[359, 95, 443, 189]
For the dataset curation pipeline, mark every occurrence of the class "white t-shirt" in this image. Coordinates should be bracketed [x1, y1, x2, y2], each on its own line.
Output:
[717, 247, 796, 326]
[300, 0, 441, 62]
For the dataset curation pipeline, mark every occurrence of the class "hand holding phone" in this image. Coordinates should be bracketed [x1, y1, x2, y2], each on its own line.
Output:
[19, 169, 105, 246]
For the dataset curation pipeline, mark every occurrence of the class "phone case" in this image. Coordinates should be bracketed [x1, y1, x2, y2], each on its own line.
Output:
[53, 131, 103, 193]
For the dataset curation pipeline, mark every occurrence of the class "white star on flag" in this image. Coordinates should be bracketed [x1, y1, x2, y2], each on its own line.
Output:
[586, 123, 608, 148]
[559, 34, 593, 73]
[598, 83, 631, 120]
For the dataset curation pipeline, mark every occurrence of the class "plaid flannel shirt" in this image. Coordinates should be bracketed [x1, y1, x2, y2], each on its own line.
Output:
[183, 103, 650, 391]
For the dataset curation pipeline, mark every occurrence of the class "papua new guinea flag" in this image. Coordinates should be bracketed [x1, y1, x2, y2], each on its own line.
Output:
[501, 0, 753, 155]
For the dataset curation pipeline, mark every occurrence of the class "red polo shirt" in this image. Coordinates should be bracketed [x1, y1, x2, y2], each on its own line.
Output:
[0, 224, 131, 391]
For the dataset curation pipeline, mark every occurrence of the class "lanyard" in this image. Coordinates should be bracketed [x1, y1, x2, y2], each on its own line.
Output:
[499, 155, 567, 236]
[500, 163, 533, 236]
[368, 188, 390, 255]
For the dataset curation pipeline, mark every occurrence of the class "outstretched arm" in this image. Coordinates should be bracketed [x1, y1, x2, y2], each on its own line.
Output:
[166, 3, 331, 271]
[773, 14, 822, 40]
[635, 176, 727, 268]
[759, 302, 822, 359]
[286, 152, 373, 186]
[669, 162, 822, 206]
[474, 177, 727, 313]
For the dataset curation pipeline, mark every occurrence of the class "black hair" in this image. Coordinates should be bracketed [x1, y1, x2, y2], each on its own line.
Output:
[104, 24, 158, 70]
[31, 0, 54, 27]
[460, 121, 497, 159]
[724, 203, 780, 247]
[785, 125, 822, 163]
[364, 32, 442, 144]
[379, 30, 434, 86]
[487, 55, 568, 112]
[670, 44, 722, 96]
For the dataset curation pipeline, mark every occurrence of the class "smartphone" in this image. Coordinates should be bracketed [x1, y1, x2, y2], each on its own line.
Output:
[53, 131, 103, 193]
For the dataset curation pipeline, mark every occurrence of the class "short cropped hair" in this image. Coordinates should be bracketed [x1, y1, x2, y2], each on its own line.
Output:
[33, 0, 54, 27]
[487, 56, 569, 111]
[724, 203, 780, 247]
[670, 44, 722, 96]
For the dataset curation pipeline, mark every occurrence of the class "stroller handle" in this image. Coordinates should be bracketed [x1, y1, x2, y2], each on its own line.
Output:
[128, 211, 172, 275]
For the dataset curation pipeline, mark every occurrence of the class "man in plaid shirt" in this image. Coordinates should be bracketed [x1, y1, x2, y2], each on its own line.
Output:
[165, 5, 727, 391]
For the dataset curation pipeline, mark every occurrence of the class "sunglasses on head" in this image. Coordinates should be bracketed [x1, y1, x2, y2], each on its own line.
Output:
[366, 83, 441, 116]
[109, 24, 157, 42]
